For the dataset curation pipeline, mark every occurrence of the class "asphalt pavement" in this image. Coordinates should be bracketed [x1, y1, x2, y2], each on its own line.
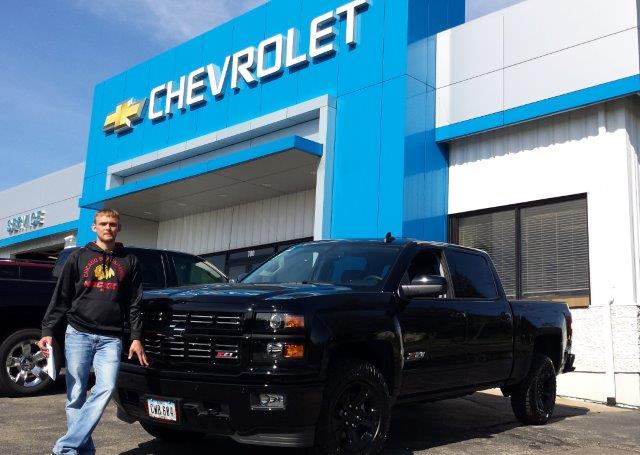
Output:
[1, 375, 638, 455]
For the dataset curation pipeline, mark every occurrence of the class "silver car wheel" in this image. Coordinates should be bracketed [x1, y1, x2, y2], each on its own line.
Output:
[4, 339, 49, 388]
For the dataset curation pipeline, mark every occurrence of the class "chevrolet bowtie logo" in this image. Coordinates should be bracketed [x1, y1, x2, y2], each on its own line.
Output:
[103, 98, 146, 134]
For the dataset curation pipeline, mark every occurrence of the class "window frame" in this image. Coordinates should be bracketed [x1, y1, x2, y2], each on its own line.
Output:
[449, 194, 591, 308]
[202, 237, 313, 278]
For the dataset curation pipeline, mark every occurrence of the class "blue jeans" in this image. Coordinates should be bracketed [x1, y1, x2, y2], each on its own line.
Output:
[53, 325, 122, 455]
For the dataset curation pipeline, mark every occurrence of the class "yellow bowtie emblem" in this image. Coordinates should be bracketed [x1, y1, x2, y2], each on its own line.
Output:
[103, 98, 146, 133]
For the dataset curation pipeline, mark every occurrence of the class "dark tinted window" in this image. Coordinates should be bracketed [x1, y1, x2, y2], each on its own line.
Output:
[130, 251, 165, 289]
[20, 266, 53, 281]
[445, 250, 498, 299]
[0, 264, 19, 279]
[172, 255, 226, 286]
[53, 248, 76, 278]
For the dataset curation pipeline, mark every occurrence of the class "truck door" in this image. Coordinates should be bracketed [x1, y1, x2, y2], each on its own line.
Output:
[443, 248, 514, 387]
[397, 248, 469, 396]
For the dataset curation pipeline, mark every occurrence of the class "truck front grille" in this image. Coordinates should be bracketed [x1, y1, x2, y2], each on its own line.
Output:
[142, 310, 244, 332]
[143, 333, 241, 365]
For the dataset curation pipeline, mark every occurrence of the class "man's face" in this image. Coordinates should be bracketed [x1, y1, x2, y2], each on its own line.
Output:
[92, 215, 120, 243]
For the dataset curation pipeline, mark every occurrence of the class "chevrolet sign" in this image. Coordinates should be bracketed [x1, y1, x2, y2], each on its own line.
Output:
[103, 0, 369, 134]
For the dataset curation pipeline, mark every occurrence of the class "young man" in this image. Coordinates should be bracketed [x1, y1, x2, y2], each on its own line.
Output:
[38, 209, 148, 455]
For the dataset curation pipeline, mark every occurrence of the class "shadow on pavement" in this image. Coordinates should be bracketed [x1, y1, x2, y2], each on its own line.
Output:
[117, 392, 590, 455]
[384, 392, 589, 454]
[0, 371, 94, 398]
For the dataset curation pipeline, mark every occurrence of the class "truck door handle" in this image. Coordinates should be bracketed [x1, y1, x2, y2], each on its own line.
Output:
[500, 312, 512, 323]
[451, 311, 467, 319]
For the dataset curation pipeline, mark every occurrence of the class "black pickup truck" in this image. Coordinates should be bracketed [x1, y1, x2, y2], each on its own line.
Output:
[114, 238, 575, 454]
[0, 247, 226, 397]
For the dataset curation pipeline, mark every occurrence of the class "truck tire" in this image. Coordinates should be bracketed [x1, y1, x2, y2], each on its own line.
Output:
[511, 353, 557, 425]
[314, 358, 390, 455]
[140, 421, 206, 443]
[0, 328, 60, 397]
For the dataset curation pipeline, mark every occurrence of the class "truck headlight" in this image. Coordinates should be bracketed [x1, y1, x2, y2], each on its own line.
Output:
[254, 313, 305, 332]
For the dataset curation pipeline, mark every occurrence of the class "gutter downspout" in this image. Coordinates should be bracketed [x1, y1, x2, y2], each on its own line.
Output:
[603, 288, 617, 406]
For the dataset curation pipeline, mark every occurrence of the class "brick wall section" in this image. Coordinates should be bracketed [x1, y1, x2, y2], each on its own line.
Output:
[571, 307, 606, 372]
[612, 305, 640, 372]
[569, 305, 640, 374]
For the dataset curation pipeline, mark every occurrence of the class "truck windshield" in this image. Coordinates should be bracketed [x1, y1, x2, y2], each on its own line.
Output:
[242, 242, 402, 290]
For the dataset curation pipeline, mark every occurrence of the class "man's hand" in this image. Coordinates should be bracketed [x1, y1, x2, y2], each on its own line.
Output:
[128, 339, 149, 367]
[37, 336, 53, 358]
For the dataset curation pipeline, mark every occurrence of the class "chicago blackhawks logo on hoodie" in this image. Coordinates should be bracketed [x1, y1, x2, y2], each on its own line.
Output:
[83, 256, 126, 291]
[94, 265, 115, 281]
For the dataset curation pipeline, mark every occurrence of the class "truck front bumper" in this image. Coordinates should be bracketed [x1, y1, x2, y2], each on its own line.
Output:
[113, 366, 324, 448]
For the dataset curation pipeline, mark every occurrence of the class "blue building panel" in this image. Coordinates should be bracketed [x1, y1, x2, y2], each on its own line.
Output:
[198, 21, 235, 132]
[80, 0, 465, 244]
[260, 0, 304, 114]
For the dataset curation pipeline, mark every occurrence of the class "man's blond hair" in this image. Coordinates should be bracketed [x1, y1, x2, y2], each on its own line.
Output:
[94, 209, 121, 223]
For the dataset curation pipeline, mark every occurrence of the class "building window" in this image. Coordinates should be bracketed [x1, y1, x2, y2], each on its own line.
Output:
[202, 237, 313, 281]
[450, 196, 590, 308]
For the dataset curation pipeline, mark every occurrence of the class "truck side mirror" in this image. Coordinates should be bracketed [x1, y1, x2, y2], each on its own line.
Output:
[400, 275, 448, 298]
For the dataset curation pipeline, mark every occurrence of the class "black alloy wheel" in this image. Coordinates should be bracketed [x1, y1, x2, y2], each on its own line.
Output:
[0, 328, 59, 397]
[332, 380, 383, 452]
[511, 353, 557, 425]
[315, 359, 390, 454]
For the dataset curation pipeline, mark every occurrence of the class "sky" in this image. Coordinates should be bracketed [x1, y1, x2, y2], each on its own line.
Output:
[0, 0, 523, 191]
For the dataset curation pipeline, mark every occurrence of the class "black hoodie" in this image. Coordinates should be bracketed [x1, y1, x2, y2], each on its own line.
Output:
[42, 242, 143, 340]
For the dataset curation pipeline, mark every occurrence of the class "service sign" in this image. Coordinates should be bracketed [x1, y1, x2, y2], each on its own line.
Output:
[103, 0, 369, 134]
[7, 210, 46, 235]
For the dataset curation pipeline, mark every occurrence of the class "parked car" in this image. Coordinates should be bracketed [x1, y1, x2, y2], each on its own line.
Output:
[0, 247, 226, 397]
[113, 238, 575, 454]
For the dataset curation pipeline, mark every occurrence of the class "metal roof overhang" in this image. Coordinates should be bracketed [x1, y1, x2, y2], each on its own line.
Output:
[81, 136, 323, 222]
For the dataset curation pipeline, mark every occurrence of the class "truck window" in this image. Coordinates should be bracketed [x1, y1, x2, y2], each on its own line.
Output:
[130, 251, 166, 289]
[172, 255, 226, 286]
[445, 250, 498, 299]
[52, 248, 76, 279]
[403, 251, 443, 282]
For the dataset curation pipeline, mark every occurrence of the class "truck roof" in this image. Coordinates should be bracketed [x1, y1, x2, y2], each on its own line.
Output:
[292, 238, 487, 255]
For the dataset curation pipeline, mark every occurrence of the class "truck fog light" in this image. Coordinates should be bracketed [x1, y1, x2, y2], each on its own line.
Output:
[251, 393, 286, 410]
[266, 342, 284, 359]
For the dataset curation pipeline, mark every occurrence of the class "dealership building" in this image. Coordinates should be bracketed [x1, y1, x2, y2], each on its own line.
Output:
[2, 0, 640, 407]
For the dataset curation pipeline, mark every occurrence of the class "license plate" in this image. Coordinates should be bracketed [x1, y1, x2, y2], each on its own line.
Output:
[146, 398, 178, 422]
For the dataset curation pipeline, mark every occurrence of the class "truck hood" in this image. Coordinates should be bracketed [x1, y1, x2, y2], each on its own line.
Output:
[143, 282, 353, 304]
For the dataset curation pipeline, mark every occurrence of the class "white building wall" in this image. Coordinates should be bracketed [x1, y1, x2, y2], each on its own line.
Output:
[117, 215, 160, 249]
[435, 0, 640, 128]
[157, 189, 315, 256]
[448, 98, 640, 407]
[0, 163, 84, 248]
